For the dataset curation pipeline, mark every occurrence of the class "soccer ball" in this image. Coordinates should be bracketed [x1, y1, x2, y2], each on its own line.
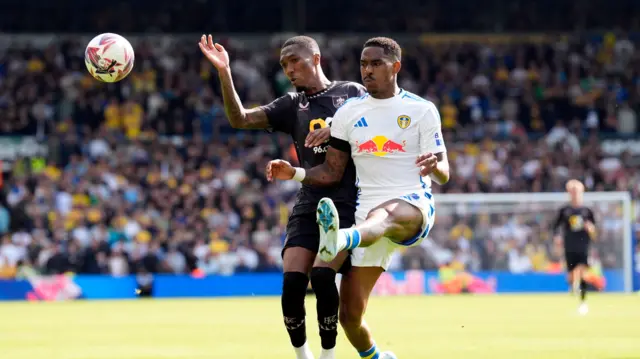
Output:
[84, 33, 135, 83]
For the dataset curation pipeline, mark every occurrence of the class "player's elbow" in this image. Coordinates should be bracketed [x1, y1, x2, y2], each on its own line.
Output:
[225, 110, 250, 129]
[228, 116, 246, 129]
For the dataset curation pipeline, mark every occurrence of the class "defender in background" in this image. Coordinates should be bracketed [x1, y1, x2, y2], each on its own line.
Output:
[552, 179, 597, 315]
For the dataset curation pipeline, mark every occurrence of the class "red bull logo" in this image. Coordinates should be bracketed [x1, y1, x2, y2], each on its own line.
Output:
[355, 135, 406, 156]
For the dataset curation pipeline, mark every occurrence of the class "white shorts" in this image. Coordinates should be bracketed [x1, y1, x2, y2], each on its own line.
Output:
[350, 191, 436, 270]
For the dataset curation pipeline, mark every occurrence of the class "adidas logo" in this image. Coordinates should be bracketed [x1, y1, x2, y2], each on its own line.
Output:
[354, 117, 368, 128]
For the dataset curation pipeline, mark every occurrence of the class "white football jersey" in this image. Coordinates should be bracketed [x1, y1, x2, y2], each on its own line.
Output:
[331, 89, 446, 200]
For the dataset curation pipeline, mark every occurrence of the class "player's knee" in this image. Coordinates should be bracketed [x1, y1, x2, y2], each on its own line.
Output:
[365, 207, 404, 239]
[310, 267, 336, 292]
[339, 300, 364, 329]
[282, 246, 315, 273]
[282, 271, 310, 300]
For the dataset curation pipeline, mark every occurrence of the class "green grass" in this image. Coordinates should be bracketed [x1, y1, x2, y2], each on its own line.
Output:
[0, 294, 639, 359]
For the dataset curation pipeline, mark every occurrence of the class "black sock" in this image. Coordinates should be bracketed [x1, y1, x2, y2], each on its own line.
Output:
[282, 272, 310, 348]
[580, 279, 587, 301]
[310, 267, 339, 350]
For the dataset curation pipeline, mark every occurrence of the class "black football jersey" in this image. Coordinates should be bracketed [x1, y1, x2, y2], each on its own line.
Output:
[261, 81, 366, 214]
[552, 205, 596, 253]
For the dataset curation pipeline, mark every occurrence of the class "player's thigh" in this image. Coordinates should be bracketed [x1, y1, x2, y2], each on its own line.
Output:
[313, 250, 351, 273]
[564, 252, 587, 273]
[284, 205, 356, 274]
[282, 213, 319, 273]
[283, 246, 316, 273]
[367, 198, 424, 243]
[339, 266, 384, 322]
[574, 254, 589, 274]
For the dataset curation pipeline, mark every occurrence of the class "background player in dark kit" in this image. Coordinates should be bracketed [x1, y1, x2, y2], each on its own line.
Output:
[199, 34, 365, 359]
[552, 179, 596, 314]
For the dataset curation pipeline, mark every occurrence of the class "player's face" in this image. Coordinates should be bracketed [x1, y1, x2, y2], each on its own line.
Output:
[279, 45, 318, 90]
[360, 47, 401, 95]
[569, 187, 584, 204]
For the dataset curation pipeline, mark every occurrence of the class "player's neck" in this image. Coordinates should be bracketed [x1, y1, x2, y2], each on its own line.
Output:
[570, 200, 582, 207]
[303, 76, 332, 95]
[370, 85, 401, 100]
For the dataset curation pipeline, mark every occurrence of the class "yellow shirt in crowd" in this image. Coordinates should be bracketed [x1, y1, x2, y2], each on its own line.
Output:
[123, 103, 144, 139]
[104, 103, 121, 130]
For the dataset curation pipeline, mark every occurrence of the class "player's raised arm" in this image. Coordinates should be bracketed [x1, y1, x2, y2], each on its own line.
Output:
[199, 35, 270, 129]
[416, 104, 450, 184]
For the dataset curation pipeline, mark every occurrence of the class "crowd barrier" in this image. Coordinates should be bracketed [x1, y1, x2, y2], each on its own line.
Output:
[0, 270, 626, 301]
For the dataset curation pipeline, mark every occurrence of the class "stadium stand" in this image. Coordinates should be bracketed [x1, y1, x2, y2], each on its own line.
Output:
[0, 24, 639, 279]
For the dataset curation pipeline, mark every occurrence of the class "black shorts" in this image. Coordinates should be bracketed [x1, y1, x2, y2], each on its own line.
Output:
[282, 203, 356, 273]
[564, 251, 588, 271]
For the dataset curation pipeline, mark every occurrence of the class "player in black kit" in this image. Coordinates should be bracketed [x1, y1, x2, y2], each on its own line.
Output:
[199, 34, 365, 359]
[552, 179, 596, 315]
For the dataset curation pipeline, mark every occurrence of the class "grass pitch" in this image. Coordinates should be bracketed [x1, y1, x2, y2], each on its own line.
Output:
[0, 294, 638, 359]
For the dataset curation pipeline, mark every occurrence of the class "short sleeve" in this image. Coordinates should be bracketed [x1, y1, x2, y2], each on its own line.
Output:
[350, 83, 367, 98]
[260, 93, 297, 134]
[329, 105, 351, 153]
[419, 103, 447, 154]
[329, 105, 349, 141]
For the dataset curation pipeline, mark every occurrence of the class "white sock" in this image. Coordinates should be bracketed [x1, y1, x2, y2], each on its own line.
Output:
[319, 348, 335, 359]
[337, 228, 362, 251]
[294, 341, 314, 359]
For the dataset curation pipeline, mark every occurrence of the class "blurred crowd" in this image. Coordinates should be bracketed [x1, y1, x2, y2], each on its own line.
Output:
[0, 31, 639, 279]
[3, 0, 640, 33]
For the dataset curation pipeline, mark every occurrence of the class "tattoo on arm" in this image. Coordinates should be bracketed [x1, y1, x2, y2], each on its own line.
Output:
[242, 108, 270, 129]
[219, 69, 269, 129]
[301, 147, 349, 187]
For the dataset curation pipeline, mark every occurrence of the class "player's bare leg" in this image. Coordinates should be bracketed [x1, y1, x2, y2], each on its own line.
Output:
[317, 197, 423, 262]
[310, 252, 349, 359]
[567, 270, 578, 294]
[282, 247, 317, 359]
[574, 264, 589, 314]
[316, 197, 422, 358]
[339, 266, 385, 358]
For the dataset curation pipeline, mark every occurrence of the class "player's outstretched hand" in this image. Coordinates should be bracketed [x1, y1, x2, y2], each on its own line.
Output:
[266, 159, 296, 182]
[305, 127, 331, 147]
[416, 152, 438, 176]
[199, 34, 230, 70]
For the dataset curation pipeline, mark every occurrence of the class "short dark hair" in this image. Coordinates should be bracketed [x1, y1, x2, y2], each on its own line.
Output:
[282, 36, 320, 55]
[363, 37, 401, 61]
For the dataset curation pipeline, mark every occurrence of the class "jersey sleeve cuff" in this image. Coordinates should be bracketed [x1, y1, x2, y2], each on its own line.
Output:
[329, 136, 350, 153]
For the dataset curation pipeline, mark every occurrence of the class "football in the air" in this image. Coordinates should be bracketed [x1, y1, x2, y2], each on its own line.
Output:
[84, 33, 135, 83]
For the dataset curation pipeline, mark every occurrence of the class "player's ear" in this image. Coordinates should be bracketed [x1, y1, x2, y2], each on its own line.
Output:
[392, 60, 402, 75]
[313, 53, 321, 66]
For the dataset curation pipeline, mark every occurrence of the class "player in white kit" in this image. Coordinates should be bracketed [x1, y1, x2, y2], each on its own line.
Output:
[267, 37, 450, 359]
